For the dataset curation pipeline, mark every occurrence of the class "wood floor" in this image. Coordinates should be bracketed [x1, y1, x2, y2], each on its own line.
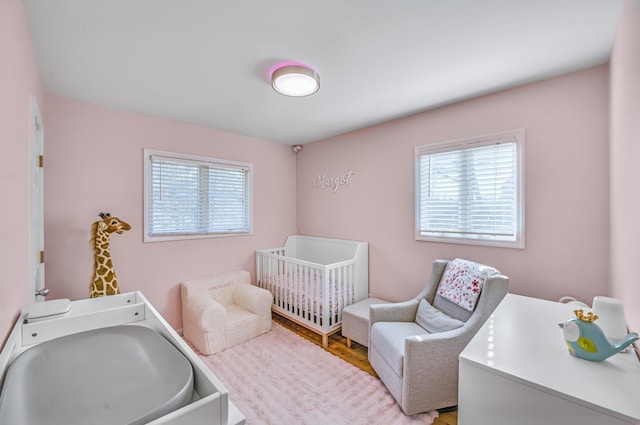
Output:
[273, 313, 458, 425]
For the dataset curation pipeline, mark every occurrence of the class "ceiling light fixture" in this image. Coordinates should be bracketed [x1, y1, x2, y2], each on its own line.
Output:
[271, 64, 320, 97]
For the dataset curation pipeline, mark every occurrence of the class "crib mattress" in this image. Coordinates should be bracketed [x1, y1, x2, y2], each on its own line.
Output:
[0, 325, 194, 425]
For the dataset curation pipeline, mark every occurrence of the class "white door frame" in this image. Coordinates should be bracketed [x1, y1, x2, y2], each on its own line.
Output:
[29, 96, 46, 305]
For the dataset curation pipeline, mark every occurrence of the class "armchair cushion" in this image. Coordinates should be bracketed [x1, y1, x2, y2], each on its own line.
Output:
[370, 321, 426, 376]
[432, 294, 473, 322]
[415, 299, 464, 333]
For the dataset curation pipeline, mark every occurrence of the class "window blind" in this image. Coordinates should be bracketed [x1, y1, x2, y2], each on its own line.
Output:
[415, 131, 523, 247]
[148, 154, 251, 237]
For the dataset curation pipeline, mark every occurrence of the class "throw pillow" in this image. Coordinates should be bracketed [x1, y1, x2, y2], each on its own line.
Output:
[415, 299, 465, 333]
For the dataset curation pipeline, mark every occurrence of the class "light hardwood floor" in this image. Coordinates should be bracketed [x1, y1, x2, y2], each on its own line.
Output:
[273, 313, 458, 425]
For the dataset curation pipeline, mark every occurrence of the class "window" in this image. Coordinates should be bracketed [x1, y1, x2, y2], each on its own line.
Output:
[143, 149, 253, 242]
[415, 129, 524, 248]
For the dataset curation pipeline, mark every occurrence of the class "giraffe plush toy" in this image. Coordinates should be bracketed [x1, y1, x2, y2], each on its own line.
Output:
[90, 212, 131, 298]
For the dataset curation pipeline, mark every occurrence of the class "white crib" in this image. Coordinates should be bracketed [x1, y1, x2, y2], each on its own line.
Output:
[256, 235, 368, 347]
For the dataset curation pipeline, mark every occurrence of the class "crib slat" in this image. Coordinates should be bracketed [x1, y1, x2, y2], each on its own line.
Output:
[327, 268, 333, 327]
[294, 264, 299, 319]
[337, 266, 343, 324]
[304, 264, 310, 321]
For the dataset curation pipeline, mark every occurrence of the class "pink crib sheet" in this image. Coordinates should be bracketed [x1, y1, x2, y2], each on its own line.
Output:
[262, 272, 354, 313]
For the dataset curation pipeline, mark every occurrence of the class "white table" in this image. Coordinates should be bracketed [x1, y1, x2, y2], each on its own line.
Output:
[458, 294, 640, 425]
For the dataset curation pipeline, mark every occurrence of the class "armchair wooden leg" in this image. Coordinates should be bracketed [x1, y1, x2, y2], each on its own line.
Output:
[346, 337, 352, 348]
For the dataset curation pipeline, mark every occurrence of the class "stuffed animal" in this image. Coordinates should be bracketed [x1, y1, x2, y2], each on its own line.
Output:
[89, 212, 131, 298]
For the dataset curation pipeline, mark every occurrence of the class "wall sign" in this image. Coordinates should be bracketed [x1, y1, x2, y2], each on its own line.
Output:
[312, 170, 355, 193]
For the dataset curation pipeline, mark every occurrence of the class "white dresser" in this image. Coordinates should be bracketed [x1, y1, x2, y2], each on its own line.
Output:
[458, 294, 640, 425]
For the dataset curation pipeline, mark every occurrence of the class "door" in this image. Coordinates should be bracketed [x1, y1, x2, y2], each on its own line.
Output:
[29, 96, 47, 304]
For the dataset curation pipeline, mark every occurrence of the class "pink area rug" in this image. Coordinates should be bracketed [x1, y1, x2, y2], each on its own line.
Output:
[198, 323, 438, 425]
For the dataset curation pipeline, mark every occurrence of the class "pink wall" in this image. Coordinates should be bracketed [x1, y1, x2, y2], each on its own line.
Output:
[1, 3, 630, 346]
[0, 0, 45, 346]
[43, 96, 297, 329]
[610, 0, 640, 333]
[297, 66, 610, 305]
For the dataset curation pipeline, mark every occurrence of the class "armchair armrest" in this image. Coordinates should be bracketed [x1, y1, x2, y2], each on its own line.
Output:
[182, 293, 226, 331]
[403, 305, 491, 363]
[370, 299, 420, 325]
[404, 326, 472, 360]
[234, 284, 273, 316]
[402, 326, 473, 403]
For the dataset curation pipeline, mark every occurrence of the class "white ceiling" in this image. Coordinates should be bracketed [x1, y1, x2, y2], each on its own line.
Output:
[24, 0, 623, 145]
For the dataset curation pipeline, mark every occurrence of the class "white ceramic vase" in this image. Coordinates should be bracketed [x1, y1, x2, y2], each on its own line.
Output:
[592, 296, 628, 344]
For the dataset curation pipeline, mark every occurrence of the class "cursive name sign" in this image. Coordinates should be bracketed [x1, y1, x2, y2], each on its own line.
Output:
[312, 171, 355, 193]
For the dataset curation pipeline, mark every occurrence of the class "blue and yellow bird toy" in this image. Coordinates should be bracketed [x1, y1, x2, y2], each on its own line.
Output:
[560, 309, 639, 362]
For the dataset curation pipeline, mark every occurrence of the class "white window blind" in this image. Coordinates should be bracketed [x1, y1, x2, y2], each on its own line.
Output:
[415, 129, 524, 248]
[144, 150, 252, 241]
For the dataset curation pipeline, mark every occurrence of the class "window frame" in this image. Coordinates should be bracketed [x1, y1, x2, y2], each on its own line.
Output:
[414, 129, 525, 249]
[143, 149, 253, 243]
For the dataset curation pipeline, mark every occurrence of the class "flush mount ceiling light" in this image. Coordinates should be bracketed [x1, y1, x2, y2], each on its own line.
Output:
[271, 65, 320, 97]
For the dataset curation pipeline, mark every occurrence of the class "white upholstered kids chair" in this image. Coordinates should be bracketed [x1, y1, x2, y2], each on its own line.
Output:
[181, 270, 272, 355]
[368, 258, 509, 415]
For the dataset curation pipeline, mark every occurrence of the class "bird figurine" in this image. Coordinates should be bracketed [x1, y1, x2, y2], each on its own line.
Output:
[560, 309, 639, 362]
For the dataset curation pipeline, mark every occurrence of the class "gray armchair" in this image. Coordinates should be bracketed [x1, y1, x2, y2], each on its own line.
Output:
[368, 259, 509, 415]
